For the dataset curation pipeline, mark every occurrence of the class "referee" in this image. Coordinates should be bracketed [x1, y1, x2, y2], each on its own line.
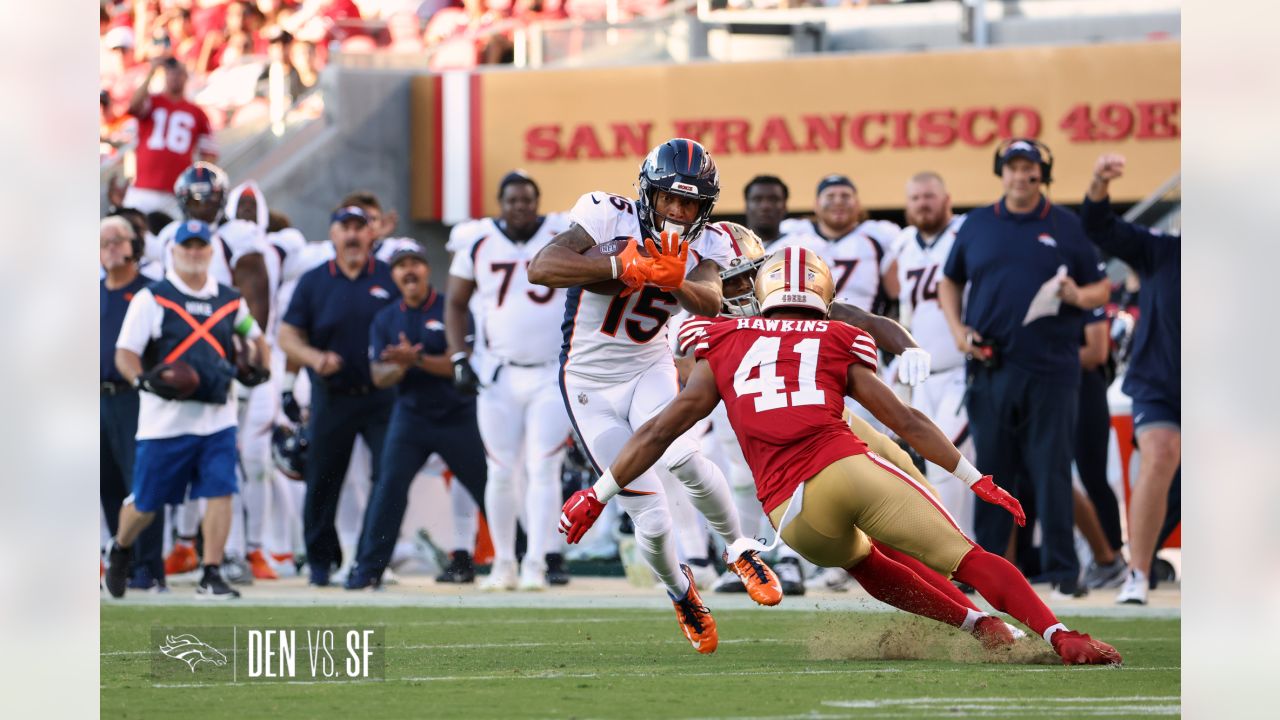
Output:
[346, 247, 487, 589]
[939, 139, 1110, 596]
[278, 205, 399, 586]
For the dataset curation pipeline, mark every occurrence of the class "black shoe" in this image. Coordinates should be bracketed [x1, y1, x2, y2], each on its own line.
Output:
[344, 566, 384, 591]
[774, 557, 806, 597]
[196, 566, 241, 600]
[545, 553, 570, 586]
[436, 550, 476, 583]
[1051, 576, 1088, 599]
[104, 542, 131, 599]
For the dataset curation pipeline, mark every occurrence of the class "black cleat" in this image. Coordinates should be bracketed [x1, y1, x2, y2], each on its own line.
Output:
[104, 542, 131, 599]
[774, 557, 806, 597]
[436, 550, 476, 583]
[545, 553, 570, 586]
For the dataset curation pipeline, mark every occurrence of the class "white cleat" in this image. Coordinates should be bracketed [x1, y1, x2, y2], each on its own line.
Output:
[806, 566, 853, 592]
[480, 559, 519, 591]
[518, 560, 549, 591]
[1115, 568, 1149, 605]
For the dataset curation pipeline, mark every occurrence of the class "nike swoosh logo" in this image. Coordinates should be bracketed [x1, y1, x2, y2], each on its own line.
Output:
[1134, 413, 1145, 423]
[590, 195, 601, 204]
[691, 639, 702, 649]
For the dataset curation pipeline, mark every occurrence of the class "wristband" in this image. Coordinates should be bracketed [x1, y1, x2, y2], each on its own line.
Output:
[591, 470, 622, 503]
[282, 371, 297, 393]
[953, 456, 982, 488]
[610, 255, 619, 279]
[450, 352, 469, 363]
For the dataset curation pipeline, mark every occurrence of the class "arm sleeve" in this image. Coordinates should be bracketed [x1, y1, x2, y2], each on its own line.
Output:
[675, 316, 713, 358]
[843, 325, 879, 372]
[1079, 195, 1158, 272]
[233, 301, 264, 339]
[282, 271, 313, 329]
[115, 288, 160, 355]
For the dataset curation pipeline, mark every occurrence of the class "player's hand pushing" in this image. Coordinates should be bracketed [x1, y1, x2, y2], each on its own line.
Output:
[971, 476, 1026, 526]
[642, 230, 688, 291]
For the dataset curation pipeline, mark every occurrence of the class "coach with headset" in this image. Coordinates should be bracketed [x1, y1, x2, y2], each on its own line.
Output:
[938, 139, 1110, 597]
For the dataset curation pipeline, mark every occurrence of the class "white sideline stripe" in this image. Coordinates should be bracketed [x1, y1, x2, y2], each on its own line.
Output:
[103, 637, 791, 657]
[144, 667, 1179, 689]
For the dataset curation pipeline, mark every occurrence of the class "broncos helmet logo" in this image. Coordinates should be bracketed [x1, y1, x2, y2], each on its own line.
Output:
[159, 634, 228, 672]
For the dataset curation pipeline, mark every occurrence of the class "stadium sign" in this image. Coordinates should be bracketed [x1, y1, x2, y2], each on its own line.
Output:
[412, 41, 1179, 222]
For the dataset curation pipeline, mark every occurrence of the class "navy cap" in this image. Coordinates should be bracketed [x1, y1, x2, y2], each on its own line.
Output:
[330, 205, 369, 225]
[816, 174, 856, 196]
[175, 219, 212, 245]
[1000, 139, 1044, 165]
[388, 245, 429, 267]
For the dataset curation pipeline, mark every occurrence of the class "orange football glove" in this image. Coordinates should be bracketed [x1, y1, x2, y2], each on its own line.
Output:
[613, 238, 650, 297]
[972, 476, 1026, 527]
[642, 230, 689, 290]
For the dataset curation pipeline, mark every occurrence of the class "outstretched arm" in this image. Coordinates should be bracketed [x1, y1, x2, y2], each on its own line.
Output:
[828, 301, 917, 354]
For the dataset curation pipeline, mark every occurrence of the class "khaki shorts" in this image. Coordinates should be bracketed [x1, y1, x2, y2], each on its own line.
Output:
[767, 453, 975, 576]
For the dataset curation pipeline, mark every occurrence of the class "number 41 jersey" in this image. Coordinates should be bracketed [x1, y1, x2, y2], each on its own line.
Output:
[560, 191, 733, 382]
[688, 316, 878, 513]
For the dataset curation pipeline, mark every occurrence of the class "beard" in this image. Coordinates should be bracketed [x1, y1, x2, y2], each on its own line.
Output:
[173, 254, 209, 276]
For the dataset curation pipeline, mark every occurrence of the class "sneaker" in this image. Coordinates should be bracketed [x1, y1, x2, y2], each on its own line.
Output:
[727, 550, 783, 606]
[104, 542, 131, 599]
[196, 566, 242, 600]
[807, 566, 853, 592]
[972, 615, 1015, 650]
[1050, 576, 1088, 599]
[128, 565, 169, 593]
[1051, 629, 1122, 665]
[222, 556, 254, 586]
[712, 569, 746, 594]
[1084, 556, 1128, 589]
[343, 566, 384, 591]
[518, 559, 549, 591]
[436, 550, 476, 583]
[247, 549, 279, 580]
[545, 553, 571, 586]
[774, 557, 806, 597]
[687, 558, 719, 591]
[670, 565, 718, 654]
[165, 541, 199, 576]
[1116, 569, 1148, 605]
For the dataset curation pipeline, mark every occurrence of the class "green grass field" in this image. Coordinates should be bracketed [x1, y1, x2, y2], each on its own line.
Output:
[101, 603, 1180, 718]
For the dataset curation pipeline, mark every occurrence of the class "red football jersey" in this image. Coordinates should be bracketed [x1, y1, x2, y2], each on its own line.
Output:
[133, 95, 215, 192]
[690, 316, 879, 513]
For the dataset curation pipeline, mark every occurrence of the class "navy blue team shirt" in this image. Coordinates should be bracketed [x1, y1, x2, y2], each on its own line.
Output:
[284, 256, 399, 392]
[101, 275, 150, 382]
[1080, 195, 1180, 407]
[944, 196, 1106, 385]
[368, 287, 472, 419]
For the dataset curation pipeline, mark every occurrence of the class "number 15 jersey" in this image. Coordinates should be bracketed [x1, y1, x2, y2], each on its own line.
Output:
[689, 316, 878, 513]
[560, 191, 733, 382]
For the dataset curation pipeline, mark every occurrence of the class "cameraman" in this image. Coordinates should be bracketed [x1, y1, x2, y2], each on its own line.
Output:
[938, 140, 1109, 596]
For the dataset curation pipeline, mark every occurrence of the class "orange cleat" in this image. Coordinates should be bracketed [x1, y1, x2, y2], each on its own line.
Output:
[247, 549, 278, 580]
[671, 565, 718, 654]
[1052, 630, 1122, 665]
[972, 615, 1016, 650]
[165, 541, 199, 575]
[727, 550, 783, 606]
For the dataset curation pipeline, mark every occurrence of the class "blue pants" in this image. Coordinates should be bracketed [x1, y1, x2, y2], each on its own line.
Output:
[132, 427, 239, 512]
[101, 390, 164, 576]
[303, 385, 393, 571]
[355, 402, 487, 575]
[967, 363, 1080, 585]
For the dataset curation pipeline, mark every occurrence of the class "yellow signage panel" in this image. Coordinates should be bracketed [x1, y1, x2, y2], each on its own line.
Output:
[473, 41, 1179, 216]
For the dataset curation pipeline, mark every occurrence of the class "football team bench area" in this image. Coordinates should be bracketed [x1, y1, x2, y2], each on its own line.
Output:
[100, 579, 1180, 719]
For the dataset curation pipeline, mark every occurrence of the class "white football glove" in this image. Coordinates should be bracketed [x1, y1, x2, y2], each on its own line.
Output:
[897, 347, 932, 387]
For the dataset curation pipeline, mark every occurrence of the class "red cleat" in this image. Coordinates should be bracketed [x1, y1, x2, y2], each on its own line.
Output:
[972, 615, 1015, 650]
[1052, 630, 1122, 665]
[165, 541, 199, 575]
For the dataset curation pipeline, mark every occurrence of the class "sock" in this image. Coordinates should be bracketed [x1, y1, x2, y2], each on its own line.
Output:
[873, 541, 983, 613]
[846, 546, 968, 628]
[484, 466, 520, 564]
[952, 549, 1061, 638]
[961, 608, 985, 632]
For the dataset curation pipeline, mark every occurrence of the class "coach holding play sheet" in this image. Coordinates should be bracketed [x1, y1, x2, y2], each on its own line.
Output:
[938, 139, 1110, 596]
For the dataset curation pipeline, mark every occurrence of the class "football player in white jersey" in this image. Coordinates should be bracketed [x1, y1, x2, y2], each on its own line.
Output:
[775, 174, 901, 313]
[529, 139, 783, 653]
[884, 172, 975, 538]
[446, 171, 575, 591]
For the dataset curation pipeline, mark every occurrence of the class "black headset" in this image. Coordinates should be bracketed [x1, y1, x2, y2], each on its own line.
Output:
[992, 138, 1054, 185]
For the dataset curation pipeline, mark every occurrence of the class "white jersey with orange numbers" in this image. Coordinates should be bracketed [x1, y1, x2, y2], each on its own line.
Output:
[893, 214, 967, 373]
[773, 218, 900, 311]
[560, 191, 733, 382]
[449, 214, 571, 367]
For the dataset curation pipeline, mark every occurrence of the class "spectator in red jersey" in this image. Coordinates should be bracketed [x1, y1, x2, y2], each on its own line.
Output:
[122, 56, 219, 221]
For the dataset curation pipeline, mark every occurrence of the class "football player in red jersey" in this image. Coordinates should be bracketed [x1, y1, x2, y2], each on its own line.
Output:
[562, 247, 1122, 666]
